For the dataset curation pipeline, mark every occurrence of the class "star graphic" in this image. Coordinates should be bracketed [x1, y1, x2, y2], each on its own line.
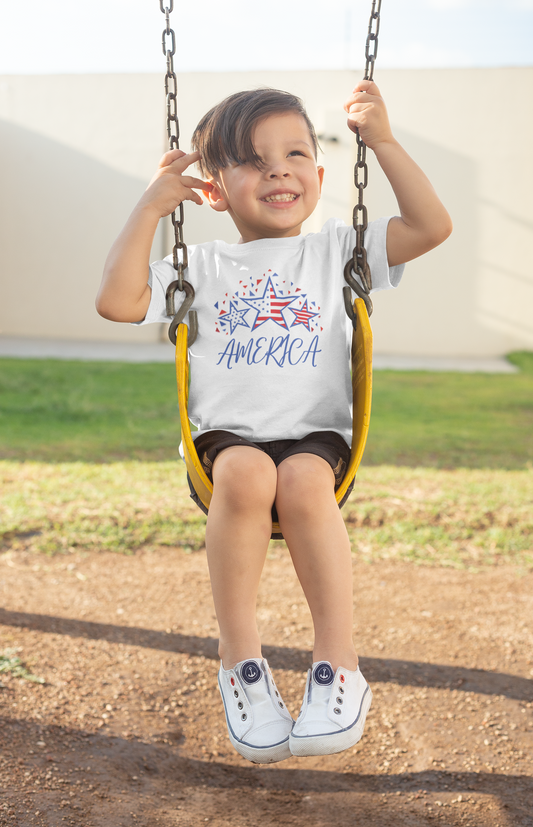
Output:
[290, 299, 319, 331]
[217, 301, 251, 335]
[240, 276, 299, 330]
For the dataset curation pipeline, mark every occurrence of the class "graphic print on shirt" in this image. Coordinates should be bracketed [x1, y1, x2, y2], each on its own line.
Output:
[214, 270, 323, 370]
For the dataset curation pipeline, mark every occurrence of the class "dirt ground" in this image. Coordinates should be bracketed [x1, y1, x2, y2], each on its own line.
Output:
[1, 545, 532, 827]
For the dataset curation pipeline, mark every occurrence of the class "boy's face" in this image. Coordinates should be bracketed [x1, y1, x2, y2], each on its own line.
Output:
[206, 112, 324, 243]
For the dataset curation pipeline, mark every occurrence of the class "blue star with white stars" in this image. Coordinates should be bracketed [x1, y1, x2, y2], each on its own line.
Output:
[217, 301, 251, 335]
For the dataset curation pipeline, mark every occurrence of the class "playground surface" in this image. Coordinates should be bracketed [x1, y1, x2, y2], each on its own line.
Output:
[1, 545, 532, 827]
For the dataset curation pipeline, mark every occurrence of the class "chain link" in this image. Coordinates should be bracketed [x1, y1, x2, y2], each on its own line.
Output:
[364, 2, 381, 81]
[345, 0, 382, 319]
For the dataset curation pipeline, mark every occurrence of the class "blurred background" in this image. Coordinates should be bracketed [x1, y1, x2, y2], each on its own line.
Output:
[0, 0, 532, 358]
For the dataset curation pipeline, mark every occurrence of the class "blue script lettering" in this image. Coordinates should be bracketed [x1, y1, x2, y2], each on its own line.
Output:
[217, 335, 321, 369]
[300, 335, 321, 367]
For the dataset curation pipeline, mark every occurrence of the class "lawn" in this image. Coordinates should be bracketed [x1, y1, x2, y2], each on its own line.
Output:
[0, 359, 179, 462]
[366, 350, 533, 469]
[1, 461, 531, 569]
[1, 352, 532, 568]
[0, 352, 532, 468]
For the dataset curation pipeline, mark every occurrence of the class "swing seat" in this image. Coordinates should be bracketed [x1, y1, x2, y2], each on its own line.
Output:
[175, 297, 372, 537]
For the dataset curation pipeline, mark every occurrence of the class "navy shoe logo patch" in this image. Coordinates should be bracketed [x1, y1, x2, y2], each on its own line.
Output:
[313, 662, 334, 686]
[241, 661, 262, 684]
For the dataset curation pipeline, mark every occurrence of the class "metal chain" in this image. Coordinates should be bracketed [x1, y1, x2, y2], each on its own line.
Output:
[160, 0, 188, 292]
[344, 0, 382, 320]
[159, 1, 198, 346]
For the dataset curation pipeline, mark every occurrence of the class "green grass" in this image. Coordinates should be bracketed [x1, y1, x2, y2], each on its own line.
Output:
[0, 353, 532, 468]
[1, 353, 532, 567]
[0, 358, 180, 462]
[1, 461, 531, 569]
[365, 356, 533, 469]
[0, 649, 45, 686]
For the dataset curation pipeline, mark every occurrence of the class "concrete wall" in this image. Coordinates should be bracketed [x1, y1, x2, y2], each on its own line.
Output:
[0, 69, 531, 355]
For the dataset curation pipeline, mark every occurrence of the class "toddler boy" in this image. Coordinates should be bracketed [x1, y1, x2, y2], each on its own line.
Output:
[97, 82, 451, 763]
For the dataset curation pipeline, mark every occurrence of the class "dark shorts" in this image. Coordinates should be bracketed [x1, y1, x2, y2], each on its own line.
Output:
[187, 429, 354, 530]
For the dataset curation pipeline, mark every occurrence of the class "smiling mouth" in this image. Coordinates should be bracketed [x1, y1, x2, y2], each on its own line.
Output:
[262, 193, 298, 203]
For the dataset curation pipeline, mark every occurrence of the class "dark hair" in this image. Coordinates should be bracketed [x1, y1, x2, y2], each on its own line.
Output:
[191, 88, 318, 178]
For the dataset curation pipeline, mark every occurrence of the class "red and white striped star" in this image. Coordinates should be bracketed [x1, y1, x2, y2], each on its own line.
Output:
[290, 299, 319, 331]
[240, 276, 299, 330]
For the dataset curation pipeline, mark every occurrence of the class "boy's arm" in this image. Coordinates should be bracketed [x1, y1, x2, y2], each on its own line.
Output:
[96, 150, 210, 322]
[344, 81, 453, 267]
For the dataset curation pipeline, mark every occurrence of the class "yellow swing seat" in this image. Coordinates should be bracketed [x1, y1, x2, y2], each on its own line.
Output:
[175, 296, 373, 537]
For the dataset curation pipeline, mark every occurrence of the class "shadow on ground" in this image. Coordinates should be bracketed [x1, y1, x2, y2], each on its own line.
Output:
[1, 715, 532, 827]
[2, 608, 532, 703]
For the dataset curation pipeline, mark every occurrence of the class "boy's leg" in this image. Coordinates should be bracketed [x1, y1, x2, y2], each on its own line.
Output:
[276, 454, 371, 757]
[275, 453, 358, 671]
[206, 445, 295, 764]
[205, 446, 277, 669]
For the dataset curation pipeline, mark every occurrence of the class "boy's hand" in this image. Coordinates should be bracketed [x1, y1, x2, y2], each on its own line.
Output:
[140, 149, 212, 218]
[344, 80, 394, 149]
[343, 80, 452, 266]
[97, 151, 213, 324]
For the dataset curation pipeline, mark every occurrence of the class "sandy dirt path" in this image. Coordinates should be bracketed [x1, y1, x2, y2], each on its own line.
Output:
[1, 546, 532, 827]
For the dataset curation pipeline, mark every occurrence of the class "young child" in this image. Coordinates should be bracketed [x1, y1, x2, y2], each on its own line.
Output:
[97, 81, 452, 764]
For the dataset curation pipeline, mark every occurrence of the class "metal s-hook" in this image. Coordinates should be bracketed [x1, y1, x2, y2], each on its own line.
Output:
[166, 280, 198, 346]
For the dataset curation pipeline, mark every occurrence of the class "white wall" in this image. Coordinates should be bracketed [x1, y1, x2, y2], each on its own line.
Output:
[0, 74, 166, 344]
[0, 69, 532, 355]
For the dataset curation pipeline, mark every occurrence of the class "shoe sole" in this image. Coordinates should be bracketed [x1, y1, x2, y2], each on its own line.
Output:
[227, 730, 292, 764]
[289, 684, 373, 757]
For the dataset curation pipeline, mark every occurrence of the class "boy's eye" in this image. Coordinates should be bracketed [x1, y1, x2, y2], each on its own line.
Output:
[288, 150, 305, 157]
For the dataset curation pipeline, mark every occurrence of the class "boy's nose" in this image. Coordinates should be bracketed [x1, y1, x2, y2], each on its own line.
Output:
[268, 167, 290, 178]
[265, 158, 291, 178]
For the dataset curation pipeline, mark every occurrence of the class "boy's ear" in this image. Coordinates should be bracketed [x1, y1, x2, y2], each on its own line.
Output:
[317, 165, 325, 197]
[204, 180, 229, 212]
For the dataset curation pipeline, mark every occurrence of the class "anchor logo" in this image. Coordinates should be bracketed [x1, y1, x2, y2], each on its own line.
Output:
[313, 662, 334, 686]
[241, 660, 261, 684]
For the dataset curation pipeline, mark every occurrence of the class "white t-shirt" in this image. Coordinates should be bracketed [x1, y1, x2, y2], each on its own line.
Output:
[139, 217, 404, 446]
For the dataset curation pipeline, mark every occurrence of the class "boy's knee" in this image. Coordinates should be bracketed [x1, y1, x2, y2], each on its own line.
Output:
[276, 453, 335, 515]
[212, 446, 277, 507]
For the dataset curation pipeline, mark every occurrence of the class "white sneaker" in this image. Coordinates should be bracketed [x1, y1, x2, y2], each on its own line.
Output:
[218, 658, 294, 763]
[289, 661, 372, 756]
